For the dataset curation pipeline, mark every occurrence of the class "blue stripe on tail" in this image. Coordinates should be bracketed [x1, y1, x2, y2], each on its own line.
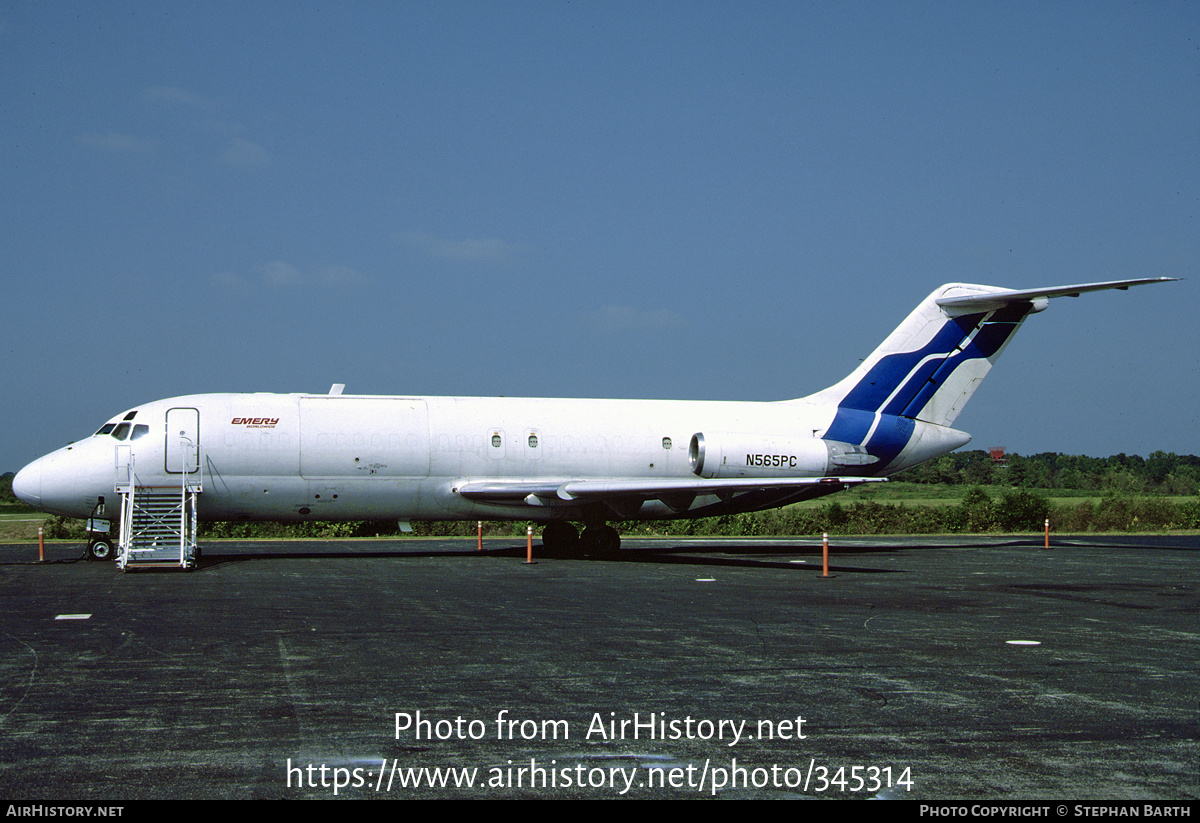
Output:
[823, 303, 1032, 467]
[895, 312, 1026, 418]
[834, 313, 983, 415]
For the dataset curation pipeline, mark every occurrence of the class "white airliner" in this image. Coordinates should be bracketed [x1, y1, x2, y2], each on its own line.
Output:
[12, 278, 1174, 565]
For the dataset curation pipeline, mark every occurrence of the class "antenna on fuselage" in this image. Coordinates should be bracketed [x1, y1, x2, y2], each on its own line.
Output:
[329, 384, 345, 396]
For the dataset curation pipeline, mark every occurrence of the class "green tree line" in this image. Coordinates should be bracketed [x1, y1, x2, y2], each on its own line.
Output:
[634, 489, 1200, 536]
[896, 450, 1199, 494]
[192, 486, 1198, 539]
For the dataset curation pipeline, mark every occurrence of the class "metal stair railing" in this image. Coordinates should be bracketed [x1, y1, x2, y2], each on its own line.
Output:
[115, 446, 203, 571]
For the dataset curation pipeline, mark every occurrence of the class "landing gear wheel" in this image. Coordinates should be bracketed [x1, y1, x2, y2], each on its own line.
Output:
[88, 539, 114, 561]
[184, 545, 201, 571]
[580, 525, 621, 558]
[541, 522, 579, 557]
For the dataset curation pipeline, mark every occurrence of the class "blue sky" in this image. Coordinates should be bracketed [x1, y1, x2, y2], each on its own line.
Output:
[2, 1, 1196, 473]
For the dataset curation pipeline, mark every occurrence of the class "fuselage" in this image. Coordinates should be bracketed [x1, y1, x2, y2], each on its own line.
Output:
[11, 391, 965, 524]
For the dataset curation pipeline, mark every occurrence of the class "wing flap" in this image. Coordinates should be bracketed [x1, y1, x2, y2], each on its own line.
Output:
[456, 480, 563, 502]
[457, 476, 885, 507]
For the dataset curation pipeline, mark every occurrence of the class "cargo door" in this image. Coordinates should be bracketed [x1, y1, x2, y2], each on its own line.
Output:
[300, 397, 430, 479]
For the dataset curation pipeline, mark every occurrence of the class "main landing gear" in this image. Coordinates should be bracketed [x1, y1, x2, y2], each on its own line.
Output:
[541, 521, 621, 559]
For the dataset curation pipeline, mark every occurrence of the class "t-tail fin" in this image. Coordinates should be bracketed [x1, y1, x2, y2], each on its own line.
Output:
[804, 278, 1176, 471]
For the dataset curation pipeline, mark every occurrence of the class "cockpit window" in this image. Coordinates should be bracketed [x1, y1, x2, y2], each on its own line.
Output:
[96, 414, 145, 439]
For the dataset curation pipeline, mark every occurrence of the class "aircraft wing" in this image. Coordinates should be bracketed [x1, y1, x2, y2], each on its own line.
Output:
[935, 277, 1177, 315]
[553, 476, 885, 500]
[457, 476, 885, 509]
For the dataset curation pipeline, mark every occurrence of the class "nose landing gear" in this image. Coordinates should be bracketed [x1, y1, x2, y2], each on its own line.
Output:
[85, 501, 114, 561]
[87, 538, 114, 561]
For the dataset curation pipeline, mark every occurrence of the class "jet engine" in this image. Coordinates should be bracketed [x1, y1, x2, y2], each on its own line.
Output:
[688, 432, 878, 479]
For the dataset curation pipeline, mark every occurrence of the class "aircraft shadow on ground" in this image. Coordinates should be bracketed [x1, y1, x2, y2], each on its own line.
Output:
[478, 543, 908, 573]
[19, 536, 1047, 574]
[189, 547, 482, 570]
[133, 543, 905, 574]
[474, 535, 1043, 573]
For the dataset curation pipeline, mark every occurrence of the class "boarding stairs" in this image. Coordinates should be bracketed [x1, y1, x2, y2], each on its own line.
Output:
[114, 451, 202, 571]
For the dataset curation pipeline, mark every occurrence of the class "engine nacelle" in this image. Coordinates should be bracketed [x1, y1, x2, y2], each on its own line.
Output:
[688, 432, 821, 478]
[688, 432, 880, 479]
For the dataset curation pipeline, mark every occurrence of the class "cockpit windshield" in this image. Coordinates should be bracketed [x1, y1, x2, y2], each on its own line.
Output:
[95, 411, 140, 440]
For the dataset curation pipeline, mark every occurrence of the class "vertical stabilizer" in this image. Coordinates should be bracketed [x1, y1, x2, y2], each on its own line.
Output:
[802, 277, 1175, 470]
[809, 283, 1034, 431]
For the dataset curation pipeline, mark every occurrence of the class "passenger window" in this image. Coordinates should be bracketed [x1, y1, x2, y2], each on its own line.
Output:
[528, 434, 538, 448]
[130, 424, 149, 441]
[662, 437, 672, 450]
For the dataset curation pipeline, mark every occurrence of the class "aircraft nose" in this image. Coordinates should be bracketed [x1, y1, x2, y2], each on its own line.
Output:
[13, 445, 112, 518]
[12, 461, 41, 507]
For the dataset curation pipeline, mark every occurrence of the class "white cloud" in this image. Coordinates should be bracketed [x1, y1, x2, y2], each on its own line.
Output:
[142, 87, 268, 166]
[584, 305, 688, 332]
[221, 137, 272, 168]
[76, 131, 155, 152]
[398, 231, 524, 263]
[213, 261, 370, 290]
[259, 260, 303, 286]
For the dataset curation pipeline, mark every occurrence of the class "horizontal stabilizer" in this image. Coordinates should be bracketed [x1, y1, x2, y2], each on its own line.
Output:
[935, 278, 1177, 316]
